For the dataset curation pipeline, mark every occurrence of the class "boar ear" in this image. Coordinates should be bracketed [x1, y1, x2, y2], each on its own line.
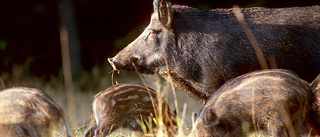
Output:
[204, 109, 219, 125]
[153, 0, 172, 28]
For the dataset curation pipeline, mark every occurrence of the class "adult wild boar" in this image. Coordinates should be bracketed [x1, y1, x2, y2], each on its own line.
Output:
[191, 69, 312, 137]
[108, 0, 320, 101]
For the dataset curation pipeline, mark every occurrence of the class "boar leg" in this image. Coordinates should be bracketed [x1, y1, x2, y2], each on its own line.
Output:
[83, 124, 97, 137]
[268, 119, 295, 137]
[21, 124, 40, 137]
[94, 124, 118, 137]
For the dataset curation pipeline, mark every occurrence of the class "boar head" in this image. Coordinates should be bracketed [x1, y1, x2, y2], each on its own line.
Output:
[108, 0, 223, 100]
[192, 109, 223, 137]
[108, 0, 174, 74]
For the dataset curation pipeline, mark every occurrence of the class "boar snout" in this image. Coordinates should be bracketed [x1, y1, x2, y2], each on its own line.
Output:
[108, 51, 157, 74]
[107, 58, 118, 70]
[108, 56, 139, 71]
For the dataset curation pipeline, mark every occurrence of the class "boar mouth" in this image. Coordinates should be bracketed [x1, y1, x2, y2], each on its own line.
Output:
[108, 57, 155, 74]
[108, 57, 132, 71]
[108, 58, 118, 70]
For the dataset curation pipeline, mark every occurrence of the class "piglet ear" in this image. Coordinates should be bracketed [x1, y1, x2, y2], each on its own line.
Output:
[204, 109, 219, 125]
[153, 0, 172, 28]
[192, 112, 198, 127]
[173, 109, 177, 115]
[192, 112, 197, 123]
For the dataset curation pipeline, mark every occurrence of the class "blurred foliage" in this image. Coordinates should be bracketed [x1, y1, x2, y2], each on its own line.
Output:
[245, 0, 265, 7]
[197, 4, 212, 11]
[115, 21, 149, 49]
[0, 41, 7, 50]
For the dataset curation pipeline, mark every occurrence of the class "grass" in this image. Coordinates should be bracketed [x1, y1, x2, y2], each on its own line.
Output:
[0, 64, 202, 137]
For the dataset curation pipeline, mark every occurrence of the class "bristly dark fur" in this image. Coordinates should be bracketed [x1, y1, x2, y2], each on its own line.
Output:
[109, 0, 320, 101]
[307, 75, 320, 135]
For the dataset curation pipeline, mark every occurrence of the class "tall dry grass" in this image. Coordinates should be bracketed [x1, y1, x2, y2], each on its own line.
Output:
[0, 64, 202, 136]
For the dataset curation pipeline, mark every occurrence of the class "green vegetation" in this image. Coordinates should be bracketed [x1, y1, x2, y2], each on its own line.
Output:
[0, 41, 7, 51]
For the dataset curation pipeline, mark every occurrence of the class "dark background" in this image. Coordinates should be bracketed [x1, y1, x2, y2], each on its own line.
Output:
[1, 0, 319, 80]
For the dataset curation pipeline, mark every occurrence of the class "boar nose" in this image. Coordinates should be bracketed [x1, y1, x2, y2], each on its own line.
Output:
[108, 58, 118, 70]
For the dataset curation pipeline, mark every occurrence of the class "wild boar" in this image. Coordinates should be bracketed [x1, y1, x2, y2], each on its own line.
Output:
[191, 69, 312, 137]
[108, 0, 320, 101]
[0, 87, 70, 137]
[0, 124, 38, 137]
[307, 74, 320, 135]
[84, 83, 176, 137]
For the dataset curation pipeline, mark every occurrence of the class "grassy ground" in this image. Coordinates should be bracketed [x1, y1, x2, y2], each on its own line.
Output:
[0, 65, 203, 137]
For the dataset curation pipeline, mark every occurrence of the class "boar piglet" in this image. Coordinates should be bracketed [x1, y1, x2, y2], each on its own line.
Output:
[108, 0, 320, 102]
[0, 124, 39, 137]
[84, 83, 176, 137]
[307, 74, 320, 135]
[0, 87, 70, 137]
[191, 69, 312, 137]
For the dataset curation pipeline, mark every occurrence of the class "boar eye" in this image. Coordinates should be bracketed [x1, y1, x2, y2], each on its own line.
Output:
[152, 29, 162, 34]
[150, 29, 161, 35]
[146, 29, 161, 40]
